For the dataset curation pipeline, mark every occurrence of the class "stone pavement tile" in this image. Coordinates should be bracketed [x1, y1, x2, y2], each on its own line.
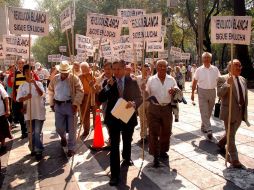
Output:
[2, 131, 40, 190]
[170, 158, 225, 189]
[38, 133, 77, 188]
[205, 182, 242, 190]
[77, 176, 115, 190]
[237, 143, 254, 159]
[39, 181, 79, 190]
[131, 146, 200, 190]
[238, 154, 254, 169]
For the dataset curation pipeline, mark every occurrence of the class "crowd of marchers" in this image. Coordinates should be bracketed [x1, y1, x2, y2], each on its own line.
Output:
[0, 52, 250, 186]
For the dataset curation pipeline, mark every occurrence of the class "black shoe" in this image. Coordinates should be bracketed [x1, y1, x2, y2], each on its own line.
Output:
[122, 159, 134, 167]
[35, 153, 43, 161]
[207, 131, 213, 140]
[160, 152, 169, 160]
[153, 157, 160, 168]
[109, 177, 119, 186]
[0, 146, 7, 153]
[217, 143, 226, 154]
[21, 133, 28, 139]
[30, 151, 36, 156]
[61, 138, 67, 147]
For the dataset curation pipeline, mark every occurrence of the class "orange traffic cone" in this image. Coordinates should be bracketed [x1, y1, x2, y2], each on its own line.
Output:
[90, 109, 104, 151]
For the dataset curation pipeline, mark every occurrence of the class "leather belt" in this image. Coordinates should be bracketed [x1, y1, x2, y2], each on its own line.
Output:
[151, 102, 170, 107]
[54, 99, 72, 104]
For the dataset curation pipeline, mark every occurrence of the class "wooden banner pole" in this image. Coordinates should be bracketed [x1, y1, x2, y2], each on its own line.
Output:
[28, 32, 32, 151]
[225, 43, 234, 167]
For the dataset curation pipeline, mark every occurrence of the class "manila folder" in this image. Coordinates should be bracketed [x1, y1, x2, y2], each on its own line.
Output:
[111, 98, 135, 124]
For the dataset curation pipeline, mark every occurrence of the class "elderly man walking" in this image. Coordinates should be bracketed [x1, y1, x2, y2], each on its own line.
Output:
[48, 61, 83, 157]
[191, 52, 221, 140]
[145, 59, 179, 167]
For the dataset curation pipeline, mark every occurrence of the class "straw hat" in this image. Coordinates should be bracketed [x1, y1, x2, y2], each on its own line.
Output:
[56, 61, 73, 73]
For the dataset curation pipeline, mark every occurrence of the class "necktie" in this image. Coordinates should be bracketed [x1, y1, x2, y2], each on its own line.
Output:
[118, 79, 123, 97]
[236, 77, 244, 106]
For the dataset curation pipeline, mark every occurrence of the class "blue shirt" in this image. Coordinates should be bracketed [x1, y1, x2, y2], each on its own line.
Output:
[54, 76, 71, 101]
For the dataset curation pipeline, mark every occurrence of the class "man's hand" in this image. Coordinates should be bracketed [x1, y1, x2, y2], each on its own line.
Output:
[168, 88, 176, 96]
[107, 77, 115, 86]
[50, 105, 55, 112]
[5, 110, 10, 117]
[126, 101, 135, 109]
[72, 105, 78, 114]
[141, 82, 146, 91]
[26, 93, 32, 100]
[227, 76, 233, 85]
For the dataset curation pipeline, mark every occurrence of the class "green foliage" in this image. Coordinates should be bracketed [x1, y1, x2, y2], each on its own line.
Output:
[0, 0, 21, 6]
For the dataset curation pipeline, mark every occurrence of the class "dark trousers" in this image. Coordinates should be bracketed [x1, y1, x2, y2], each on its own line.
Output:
[109, 124, 135, 178]
[148, 104, 173, 157]
[12, 101, 27, 135]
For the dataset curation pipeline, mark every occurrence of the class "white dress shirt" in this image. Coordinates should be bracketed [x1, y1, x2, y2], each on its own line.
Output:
[194, 65, 221, 89]
[146, 74, 178, 104]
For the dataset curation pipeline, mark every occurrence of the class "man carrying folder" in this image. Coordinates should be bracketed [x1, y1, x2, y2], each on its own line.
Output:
[98, 60, 142, 186]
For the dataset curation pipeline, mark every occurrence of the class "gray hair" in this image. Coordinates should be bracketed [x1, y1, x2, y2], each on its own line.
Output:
[80, 62, 90, 68]
[202, 52, 212, 59]
[156, 59, 168, 67]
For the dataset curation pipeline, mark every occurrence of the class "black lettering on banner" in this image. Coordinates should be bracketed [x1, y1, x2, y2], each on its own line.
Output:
[133, 31, 158, 39]
[90, 16, 120, 29]
[131, 16, 159, 28]
[13, 10, 47, 24]
[215, 18, 249, 31]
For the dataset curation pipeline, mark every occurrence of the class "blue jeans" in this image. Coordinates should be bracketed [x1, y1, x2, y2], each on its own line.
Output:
[54, 103, 76, 151]
[26, 120, 44, 153]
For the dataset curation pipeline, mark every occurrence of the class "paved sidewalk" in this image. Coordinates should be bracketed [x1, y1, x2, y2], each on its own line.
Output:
[1, 82, 254, 190]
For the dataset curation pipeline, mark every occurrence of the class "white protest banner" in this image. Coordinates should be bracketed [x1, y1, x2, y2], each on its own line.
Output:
[181, 53, 191, 60]
[48, 55, 52, 62]
[75, 53, 87, 62]
[48, 54, 61, 62]
[60, 55, 70, 62]
[158, 50, 168, 59]
[110, 41, 133, 54]
[59, 46, 67, 53]
[86, 13, 123, 40]
[77, 49, 93, 57]
[3, 35, 29, 57]
[101, 44, 113, 59]
[117, 9, 146, 27]
[146, 38, 164, 52]
[4, 56, 16, 65]
[134, 42, 144, 50]
[0, 43, 5, 59]
[8, 7, 49, 36]
[93, 38, 109, 48]
[170, 46, 181, 58]
[124, 50, 142, 63]
[75, 34, 94, 53]
[60, 6, 73, 32]
[128, 13, 162, 42]
[211, 16, 252, 45]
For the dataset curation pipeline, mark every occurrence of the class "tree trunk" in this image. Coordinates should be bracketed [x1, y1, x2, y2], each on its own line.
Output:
[234, 0, 254, 80]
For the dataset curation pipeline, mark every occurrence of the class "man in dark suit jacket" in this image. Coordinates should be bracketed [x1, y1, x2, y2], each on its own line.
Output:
[217, 59, 250, 168]
[98, 60, 142, 186]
